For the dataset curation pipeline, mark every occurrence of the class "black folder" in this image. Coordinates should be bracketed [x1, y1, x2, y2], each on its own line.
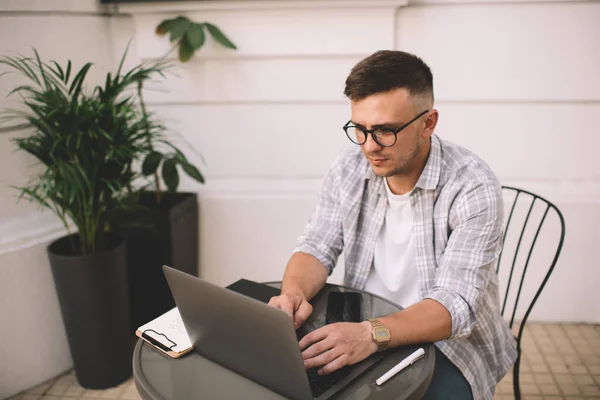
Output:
[226, 279, 281, 303]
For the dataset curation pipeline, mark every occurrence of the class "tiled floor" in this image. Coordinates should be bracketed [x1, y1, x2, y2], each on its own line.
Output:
[495, 323, 600, 400]
[5, 323, 600, 400]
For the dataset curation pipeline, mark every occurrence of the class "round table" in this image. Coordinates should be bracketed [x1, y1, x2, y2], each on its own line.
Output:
[133, 282, 435, 399]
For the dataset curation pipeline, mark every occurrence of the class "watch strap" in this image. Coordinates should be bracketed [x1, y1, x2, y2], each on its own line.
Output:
[368, 318, 390, 351]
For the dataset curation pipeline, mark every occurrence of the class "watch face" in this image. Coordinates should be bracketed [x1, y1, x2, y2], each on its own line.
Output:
[374, 327, 390, 341]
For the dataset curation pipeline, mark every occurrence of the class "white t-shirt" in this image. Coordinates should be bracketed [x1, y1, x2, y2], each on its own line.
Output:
[364, 178, 420, 309]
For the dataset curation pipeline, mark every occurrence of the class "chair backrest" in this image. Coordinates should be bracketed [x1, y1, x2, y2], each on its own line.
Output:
[497, 186, 566, 340]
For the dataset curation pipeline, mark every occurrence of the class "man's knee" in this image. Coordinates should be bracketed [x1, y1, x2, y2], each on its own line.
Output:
[421, 348, 473, 400]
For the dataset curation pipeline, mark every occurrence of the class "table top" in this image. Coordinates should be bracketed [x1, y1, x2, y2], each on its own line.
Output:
[133, 282, 435, 400]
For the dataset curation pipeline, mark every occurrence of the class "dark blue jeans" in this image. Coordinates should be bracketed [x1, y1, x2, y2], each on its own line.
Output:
[421, 347, 473, 400]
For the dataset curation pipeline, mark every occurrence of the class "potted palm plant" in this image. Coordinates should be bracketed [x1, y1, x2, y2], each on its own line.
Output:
[0, 50, 168, 389]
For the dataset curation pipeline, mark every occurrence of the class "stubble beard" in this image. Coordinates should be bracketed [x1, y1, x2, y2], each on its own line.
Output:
[378, 137, 421, 178]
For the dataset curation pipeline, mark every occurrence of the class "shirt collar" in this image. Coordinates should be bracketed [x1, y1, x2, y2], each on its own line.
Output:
[415, 134, 441, 191]
[363, 134, 442, 191]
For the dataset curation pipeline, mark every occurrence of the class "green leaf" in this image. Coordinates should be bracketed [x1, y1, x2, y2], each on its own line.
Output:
[168, 16, 191, 43]
[162, 158, 179, 192]
[49, 61, 64, 80]
[156, 17, 179, 36]
[142, 151, 162, 176]
[178, 36, 195, 63]
[65, 60, 71, 84]
[181, 162, 204, 184]
[186, 23, 206, 50]
[68, 62, 93, 99]
[205, 23, 237, 50]
[33, 49, 50, 90]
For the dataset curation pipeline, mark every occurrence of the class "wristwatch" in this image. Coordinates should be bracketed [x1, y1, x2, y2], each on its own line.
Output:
[368, 318, 391, 352]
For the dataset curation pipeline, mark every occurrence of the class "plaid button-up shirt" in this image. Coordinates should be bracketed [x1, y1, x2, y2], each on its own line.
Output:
[294, 134, 518, 400]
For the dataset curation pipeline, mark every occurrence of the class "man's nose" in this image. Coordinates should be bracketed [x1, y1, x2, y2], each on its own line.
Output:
[362, 133, 383, 153]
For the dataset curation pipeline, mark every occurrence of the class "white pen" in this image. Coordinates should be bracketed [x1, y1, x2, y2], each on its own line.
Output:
[376, 348, 425, 386]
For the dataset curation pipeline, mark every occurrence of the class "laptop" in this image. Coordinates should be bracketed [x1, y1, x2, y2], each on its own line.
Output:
[162, 265, 384, 400]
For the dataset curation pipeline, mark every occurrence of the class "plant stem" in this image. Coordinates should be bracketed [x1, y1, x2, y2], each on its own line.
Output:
[137, 80, 162, 204]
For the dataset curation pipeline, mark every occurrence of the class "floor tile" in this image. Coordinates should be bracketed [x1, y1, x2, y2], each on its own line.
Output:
[63, 385, 86, 397]
[554, 374, 575, 384]
[520, 373, 536, 383]
[26, 383, 52, 396]
[530, 361, 550, 373]
[497, 381, 513, 394]
[521, 383, 540, 395]
[539, 383, 560, 395]
[581, 385, 600, 396]
[583, 355, 600, 365]
[573, 375, 595, 385]
[559, 383, 581, 396]
[568, 365, 589, 375]
[45, 384, 68, 397]
[534, 373, 554, 384]
[589, 365, 600, 374]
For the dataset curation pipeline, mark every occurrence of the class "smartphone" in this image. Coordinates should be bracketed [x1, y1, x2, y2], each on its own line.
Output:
[344, 292, 362, 323]
[326, 292, 362, 324]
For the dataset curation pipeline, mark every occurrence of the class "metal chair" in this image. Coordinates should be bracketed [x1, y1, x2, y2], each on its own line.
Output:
[497, 186, 566, 400]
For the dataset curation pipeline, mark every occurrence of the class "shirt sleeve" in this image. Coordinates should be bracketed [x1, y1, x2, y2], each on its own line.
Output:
[293, 157, 345, 275]
[424, 178, 504, 340]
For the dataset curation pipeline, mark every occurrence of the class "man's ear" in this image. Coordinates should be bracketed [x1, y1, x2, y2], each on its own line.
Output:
[422, 109, 439, 138]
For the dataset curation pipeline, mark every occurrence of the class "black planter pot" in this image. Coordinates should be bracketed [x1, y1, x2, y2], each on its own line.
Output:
[48, 233, 133, 389]
[124, 192, 198, 331]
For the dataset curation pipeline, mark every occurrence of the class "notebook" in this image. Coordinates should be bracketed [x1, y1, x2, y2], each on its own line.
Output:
[136, 278, 281, 358]
[135, 307, 193, 358]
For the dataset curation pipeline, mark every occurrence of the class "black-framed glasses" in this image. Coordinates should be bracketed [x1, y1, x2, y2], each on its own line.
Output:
[343, 109, 430, 147]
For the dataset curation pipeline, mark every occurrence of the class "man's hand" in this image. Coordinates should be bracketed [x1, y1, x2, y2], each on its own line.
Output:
[268, 291, 313, 328]
[299, 321, 378, 375]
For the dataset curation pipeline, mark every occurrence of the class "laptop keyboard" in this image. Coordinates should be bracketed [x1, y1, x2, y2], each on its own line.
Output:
[296, 326, 351, 398]
[306, 366, 350, 398]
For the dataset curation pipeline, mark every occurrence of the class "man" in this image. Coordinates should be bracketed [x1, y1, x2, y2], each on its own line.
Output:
[268, 50, 517, 399]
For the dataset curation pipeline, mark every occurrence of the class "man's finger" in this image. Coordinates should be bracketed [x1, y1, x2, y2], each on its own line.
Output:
[303, 344, 339, 370]
[279, 296, 295, 318]
[268, 296, 294, 319]
[318, 354, 348, 376]
[293, 301, 313, 328]
[299, 327, 330, 351]
[302, 337, 334, 360]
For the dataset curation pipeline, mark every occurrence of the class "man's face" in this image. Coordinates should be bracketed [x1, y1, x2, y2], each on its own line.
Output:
[350, 88, 428, 178]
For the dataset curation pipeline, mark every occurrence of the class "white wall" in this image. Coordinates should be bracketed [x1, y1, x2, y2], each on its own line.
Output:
[0, 0, 598, 396]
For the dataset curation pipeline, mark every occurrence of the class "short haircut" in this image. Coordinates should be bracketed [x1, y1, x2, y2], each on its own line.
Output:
[344, 50, 434, 106]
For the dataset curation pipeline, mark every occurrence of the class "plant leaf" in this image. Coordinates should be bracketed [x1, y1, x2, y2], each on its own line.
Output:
[68, 62, 93, 99]
[65, 60, 72, 83]
[156, 17, 179, 36]
[168, 16, 191, 43]
[49, 61, 64, 80]
[162, 158, 179, 192]
[33, 49, 50, 90]
[178, 36, 195, 63]
[142, 151, 162, 176]
[186, 23, 206, 50]
[181, 162, 204, 184]
[205, 23, 237, 50]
